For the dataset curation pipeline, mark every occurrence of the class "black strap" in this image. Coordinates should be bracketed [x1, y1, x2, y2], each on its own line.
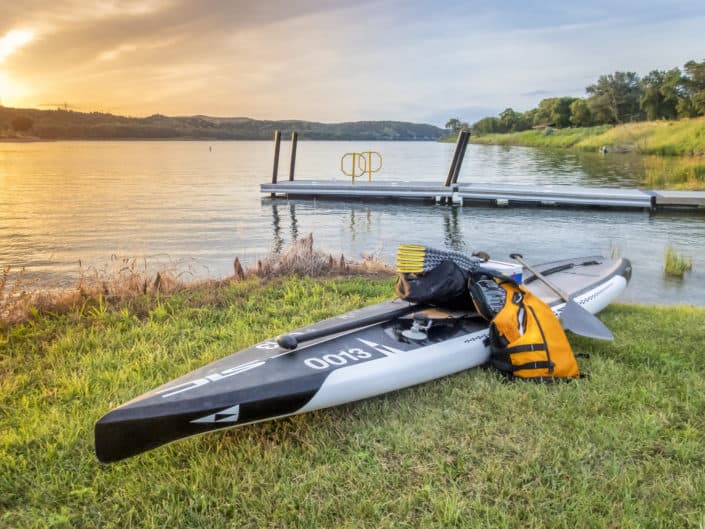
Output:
[516, 376, 574, 384]
[513, 361, 555, 371]
[491, 359, 554, 373]
[523, 263, 575, 284]
[504, 343, 545, 354]
[527, 305, 553, 374]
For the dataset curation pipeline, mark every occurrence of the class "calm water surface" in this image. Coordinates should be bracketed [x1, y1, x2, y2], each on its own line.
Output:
[1, 140, 703, 305]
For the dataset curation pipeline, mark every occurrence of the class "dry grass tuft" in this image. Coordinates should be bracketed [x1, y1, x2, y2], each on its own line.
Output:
[0, 234, 393, 327]
[0, 267, 39, 325]
[1, 258, 190, 327]
[255, 233, 329, 277]
[248, 233, 392, 279]
[75, 256, 187, 300]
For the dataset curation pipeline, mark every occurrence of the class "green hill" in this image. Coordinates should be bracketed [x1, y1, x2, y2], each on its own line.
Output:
[0, 106, 444, 141]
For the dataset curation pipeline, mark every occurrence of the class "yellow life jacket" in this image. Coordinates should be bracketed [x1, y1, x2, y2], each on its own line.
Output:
[486, 281, 580, 381]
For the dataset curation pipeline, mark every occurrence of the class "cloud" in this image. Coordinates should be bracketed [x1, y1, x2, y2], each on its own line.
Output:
[0, 30, 34, 63]
[2, 0, 705, 121]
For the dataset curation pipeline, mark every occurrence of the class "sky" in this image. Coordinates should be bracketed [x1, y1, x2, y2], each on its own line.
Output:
[1, 0, 705, 125]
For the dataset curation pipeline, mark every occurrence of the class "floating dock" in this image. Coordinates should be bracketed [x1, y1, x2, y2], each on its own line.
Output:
[649, 190, 705, 207]
[456, 183, 654, 208]
[260, 130, 705, 210]
[262, 180, 705, 210]
[260, 180, 454, 201]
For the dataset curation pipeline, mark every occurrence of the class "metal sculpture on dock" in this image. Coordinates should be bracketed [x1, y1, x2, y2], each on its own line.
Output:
[340, 151, 383, 183]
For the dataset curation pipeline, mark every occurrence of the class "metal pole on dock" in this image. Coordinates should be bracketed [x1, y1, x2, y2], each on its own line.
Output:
[451, 130, 470, 185]
[289, 131, 298, 181]
[272, 130, 282, 184]
[444, 130, 465, 187]
[445, 129, 469, 187]
[271, 130, 281, 198]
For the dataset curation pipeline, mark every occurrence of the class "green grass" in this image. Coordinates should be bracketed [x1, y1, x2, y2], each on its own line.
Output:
[2, 276, 705, 528]
[469, 117, 705, 157]
[664, 245, 693, 277]
[643, 155, 705, 190]
[468, 125, 611, 149]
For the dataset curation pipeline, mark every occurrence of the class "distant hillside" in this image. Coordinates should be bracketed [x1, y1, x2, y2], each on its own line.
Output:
[0, 107, 444, 141]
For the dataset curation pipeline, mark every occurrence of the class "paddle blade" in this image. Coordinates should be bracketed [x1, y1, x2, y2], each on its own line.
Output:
[560, 299, 614, 341]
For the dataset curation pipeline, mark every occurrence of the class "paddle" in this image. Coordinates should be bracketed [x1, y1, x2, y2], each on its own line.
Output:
[276, 303, 418, 350]
[396, 244, 482, 273]
[509, 253, 613, 341]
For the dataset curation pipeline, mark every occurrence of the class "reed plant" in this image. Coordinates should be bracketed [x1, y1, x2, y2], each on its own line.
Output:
[609, 242, 623, 259]
[643, 155, 705, 189]
[664, 245, 693, 277]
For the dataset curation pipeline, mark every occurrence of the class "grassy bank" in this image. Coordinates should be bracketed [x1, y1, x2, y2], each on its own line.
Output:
[2, 275, 705, 528]
[642, 155, 705, 190]
[460, 117, 705, 189]
[468, 117, 705, 156]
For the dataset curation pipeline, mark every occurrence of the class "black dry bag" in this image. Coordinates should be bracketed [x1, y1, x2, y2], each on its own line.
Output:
[396, 259, 470, 308]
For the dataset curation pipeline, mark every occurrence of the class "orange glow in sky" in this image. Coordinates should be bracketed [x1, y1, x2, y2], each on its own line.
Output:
[0, 30, 34, 106]
[0, 30, 34, 63]
[1, 2, 704, 124]
[0, 30, 34, 107]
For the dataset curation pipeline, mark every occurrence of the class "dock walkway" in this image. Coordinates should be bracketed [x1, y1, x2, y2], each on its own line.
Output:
[261, 180, 705, 209]
[456, 183, 654, 208]
[261, 180, 453, 200]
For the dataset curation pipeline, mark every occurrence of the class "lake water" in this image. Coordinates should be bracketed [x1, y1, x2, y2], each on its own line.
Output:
[1, 140, 704, 305]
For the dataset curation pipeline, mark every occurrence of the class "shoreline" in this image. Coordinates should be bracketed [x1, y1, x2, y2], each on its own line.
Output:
[0, 135, 46, 142]
[2, 266, 699, 330]
[461, 117, 705, 157]
[0, 236, 393, 328]
[441, 118, 705, 189]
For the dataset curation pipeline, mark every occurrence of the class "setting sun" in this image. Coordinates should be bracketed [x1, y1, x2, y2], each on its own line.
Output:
[0, 29, 33, 63]
[0, 72, 29, 107]
[0, 29, 34, 106]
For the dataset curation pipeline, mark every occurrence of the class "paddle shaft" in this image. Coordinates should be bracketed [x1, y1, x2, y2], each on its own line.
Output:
[509, 253, 570, 301]
[277, 303, 418, 350]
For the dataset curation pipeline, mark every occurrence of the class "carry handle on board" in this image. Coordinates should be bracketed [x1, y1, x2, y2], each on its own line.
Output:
[509, 253, 613, 341]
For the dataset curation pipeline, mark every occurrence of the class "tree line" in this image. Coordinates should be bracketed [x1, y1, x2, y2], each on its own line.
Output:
[0, 107, 445, 141]
[446, 59, 705, 135]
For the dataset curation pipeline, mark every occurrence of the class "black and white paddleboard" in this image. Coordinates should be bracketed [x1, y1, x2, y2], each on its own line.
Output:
[95, 256, 632, 462]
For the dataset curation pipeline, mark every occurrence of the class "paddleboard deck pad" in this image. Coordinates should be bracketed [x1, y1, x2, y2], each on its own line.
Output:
[95, 256, 631, 462]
